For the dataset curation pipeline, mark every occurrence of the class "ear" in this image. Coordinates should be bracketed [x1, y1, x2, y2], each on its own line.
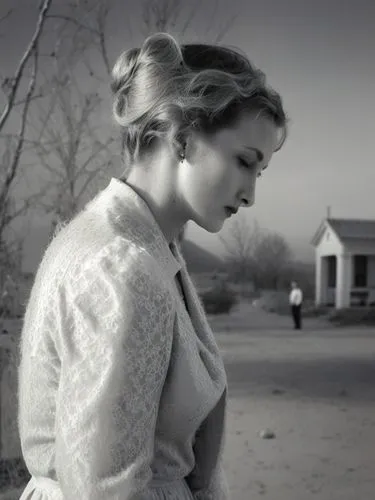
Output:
[173, 128, 196, 162]
[182, 130, 198, 160]
[173, 130, 190, 161]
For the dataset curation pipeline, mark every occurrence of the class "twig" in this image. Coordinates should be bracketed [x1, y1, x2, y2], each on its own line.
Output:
[0, 8, 13, 25]
[47, 14, 98, 36]
[0, 0, 52, 132]
[0, 48, 39, 219]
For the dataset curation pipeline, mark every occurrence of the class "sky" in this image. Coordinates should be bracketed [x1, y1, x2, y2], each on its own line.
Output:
[2, 0, 375, 271]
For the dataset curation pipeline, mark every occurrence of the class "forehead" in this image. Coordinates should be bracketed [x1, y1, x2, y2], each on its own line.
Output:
[222, 111, 279, 162]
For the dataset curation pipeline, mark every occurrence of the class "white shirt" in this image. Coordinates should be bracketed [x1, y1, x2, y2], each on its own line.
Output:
[289, 288, 303, 306]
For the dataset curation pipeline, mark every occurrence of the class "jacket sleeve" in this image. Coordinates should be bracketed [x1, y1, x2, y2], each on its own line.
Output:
[55, 245, 175, 499]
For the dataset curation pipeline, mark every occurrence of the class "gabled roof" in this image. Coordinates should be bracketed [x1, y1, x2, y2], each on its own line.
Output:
[312, 218, 375, 246]
[328, 218, 375, 240]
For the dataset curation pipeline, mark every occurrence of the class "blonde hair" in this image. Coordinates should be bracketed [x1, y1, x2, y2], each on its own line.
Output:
[111, 33, 287, 170]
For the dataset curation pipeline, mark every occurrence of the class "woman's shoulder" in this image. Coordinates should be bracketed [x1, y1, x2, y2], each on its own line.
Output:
[33, 210, 167, 299]
[66, 235, 167, 295]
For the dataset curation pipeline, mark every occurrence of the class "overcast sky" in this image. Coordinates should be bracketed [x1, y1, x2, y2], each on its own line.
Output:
[2, 0, 375, 270]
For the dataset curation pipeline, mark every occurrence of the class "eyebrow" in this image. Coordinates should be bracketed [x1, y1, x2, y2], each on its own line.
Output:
[244, 146, 264, 163]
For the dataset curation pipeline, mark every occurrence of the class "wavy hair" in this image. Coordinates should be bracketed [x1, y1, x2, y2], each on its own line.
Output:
[111, 33, 287, 169]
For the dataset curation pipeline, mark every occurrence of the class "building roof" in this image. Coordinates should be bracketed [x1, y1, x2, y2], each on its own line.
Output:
[312, 218, 375, 246]
[311, 218, 375, 246]
[328, 218, 375, 240]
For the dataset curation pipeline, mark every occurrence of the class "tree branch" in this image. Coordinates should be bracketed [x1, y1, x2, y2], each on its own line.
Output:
[0, 8, 13, 26]
[46, 14, 98, 36]
[96, 3, 111, 75]
[0, 47, 39, 225]
[0, 0, 52, 133]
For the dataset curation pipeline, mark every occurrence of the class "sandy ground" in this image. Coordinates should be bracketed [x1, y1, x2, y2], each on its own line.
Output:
[209, 302, 375, 500]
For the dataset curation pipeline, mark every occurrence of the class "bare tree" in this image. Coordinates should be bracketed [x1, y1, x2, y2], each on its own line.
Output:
[141, 0, 238, 42]
[0, 0, 52, 243]
[46, 0, 114, 79]
[32, 72, 114, 234]
[220, 215, 293, 290]
[0, 0, 53, 317]
[252, 231, 293, 290]
[25, 1, 117, 234]
[142, 0, 199, 36]
[219, 214, 261, 284]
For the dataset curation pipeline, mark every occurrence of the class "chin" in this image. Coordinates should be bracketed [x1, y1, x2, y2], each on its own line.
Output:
[198, 217, 225, 234]
[190, 207, 225, 233]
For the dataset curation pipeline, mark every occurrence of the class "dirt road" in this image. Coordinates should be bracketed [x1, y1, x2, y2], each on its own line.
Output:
[210, 304, 375, 500]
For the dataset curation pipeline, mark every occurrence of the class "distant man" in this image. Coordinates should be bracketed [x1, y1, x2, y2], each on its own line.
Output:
[289, 281, 303, 329]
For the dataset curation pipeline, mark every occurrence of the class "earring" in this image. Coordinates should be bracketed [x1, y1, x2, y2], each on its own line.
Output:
[179, 143, 186, 163]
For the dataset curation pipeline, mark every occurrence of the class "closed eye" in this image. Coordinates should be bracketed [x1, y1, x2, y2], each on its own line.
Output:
[237, 156, 256, 169]
[238, 157, 263, 177]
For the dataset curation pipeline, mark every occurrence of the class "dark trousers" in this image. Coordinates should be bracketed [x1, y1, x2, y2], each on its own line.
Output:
[291, 305, 302, 329]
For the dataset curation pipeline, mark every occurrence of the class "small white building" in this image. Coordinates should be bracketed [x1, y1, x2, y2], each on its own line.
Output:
[312, 218, 375, 309]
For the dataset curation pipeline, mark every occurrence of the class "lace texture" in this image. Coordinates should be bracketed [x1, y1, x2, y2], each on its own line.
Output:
[18, 178, 229, 499]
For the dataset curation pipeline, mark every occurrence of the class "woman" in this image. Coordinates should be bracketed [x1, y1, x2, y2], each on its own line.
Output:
[18, 33, 287, 499]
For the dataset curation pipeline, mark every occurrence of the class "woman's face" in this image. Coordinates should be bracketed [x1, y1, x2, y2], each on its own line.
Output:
[177, 109, 280, 233]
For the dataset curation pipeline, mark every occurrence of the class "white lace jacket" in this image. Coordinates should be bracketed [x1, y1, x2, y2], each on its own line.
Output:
[18, 178, 229, 500]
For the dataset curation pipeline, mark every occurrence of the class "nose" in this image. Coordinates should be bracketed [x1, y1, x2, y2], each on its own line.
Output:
[241, 197, 254, 208]
[240, 182, 256, 208]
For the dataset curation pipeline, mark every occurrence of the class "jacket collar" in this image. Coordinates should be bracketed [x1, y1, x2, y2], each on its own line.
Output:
[97, 177, 182, 281]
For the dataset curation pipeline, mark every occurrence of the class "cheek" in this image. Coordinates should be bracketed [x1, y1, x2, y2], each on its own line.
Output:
[182, 148, 232, 203]
[185, 154, 214, 186]
[204, 153, 233, 186]
[198, 162, 232, 202]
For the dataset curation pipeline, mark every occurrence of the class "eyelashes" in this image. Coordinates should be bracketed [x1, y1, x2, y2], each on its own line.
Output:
[237, 157, 254, 169]
[237, 157, 263, 177]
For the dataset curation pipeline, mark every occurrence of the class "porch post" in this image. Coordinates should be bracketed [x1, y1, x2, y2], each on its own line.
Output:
[315, 255, 321, 306]
[336, 253, 352, 309]
[315, 255, 327, 306]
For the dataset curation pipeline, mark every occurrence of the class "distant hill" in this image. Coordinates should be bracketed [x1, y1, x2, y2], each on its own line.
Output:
[180, 239, 226, 274]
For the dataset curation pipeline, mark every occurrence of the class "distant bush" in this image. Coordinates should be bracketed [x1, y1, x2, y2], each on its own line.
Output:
[328, 307, 375, 326]
[228, 282, 260, 301]
[302, 305, 331, 318]
[200, 281, 238, 315]
[254, 290, 289, 314]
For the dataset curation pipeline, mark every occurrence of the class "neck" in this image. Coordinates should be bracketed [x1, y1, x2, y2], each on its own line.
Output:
[124, 154, 188, 244]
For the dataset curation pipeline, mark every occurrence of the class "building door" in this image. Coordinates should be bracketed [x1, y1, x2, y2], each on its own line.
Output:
[353, 255, 368, 287]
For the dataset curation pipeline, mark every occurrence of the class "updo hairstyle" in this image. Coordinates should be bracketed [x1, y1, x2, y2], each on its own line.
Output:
[111, 33, 287, 169]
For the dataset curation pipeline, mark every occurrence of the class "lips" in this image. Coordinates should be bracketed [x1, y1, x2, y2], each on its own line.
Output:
[225, 207, 238, 217]
[225, 207, 238, 215]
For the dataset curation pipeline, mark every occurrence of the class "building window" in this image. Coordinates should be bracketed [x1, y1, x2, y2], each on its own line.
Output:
[354, 255, 367, 287]
[327, 256, 336, 287]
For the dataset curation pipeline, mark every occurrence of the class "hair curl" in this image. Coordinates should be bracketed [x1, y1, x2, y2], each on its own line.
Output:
[111, 32, 287, 169]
